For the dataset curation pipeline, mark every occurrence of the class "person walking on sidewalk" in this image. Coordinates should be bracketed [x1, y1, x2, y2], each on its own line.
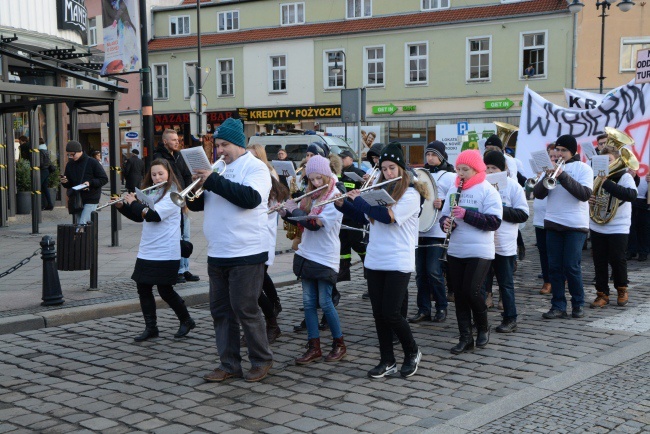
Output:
[440, 150, 502, 355]
[336, 142, 428, 378]
[38, 141, 54, 211]
[115, 159, 196, 342]
[281, 155, 346, 365]
[534, 135, 593, 320]
[123, 149, 145, 193]
[154, 129, 199, 284]
[190, 118, 274, 383]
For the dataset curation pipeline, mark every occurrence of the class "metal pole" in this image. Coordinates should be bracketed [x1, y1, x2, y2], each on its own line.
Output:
[195, 0, 203, 138]
[108, 101, 120, 246]
[139, 0, 154, 170]
[597, 2, 608, 94]
[341, 51, 348, 147]
[41, 235, 64, 306]
[89, 211, 98, 289]
[29, 107, 41, 234]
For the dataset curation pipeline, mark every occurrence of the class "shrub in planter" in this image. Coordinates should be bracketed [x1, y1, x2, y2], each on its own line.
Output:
[15, 159, 32, 214]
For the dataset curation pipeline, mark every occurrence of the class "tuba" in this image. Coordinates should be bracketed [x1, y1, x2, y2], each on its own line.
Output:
[494, 121, 519, 149]
[590, 128, 639, 224]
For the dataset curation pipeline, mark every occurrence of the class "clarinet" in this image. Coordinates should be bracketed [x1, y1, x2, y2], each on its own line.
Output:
[440, 179, 464, 262]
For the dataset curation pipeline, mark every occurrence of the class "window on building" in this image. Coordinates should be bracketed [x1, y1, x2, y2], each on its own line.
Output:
[620, 37, 650, 71]
[365, 46, 384, 87]
[218, 11, 239, 32]
[522, 31, 546, 77]
[75, 78, 84, 90]
[406, 42, 428, 85]
[218, 59, 234, 96]
[88, 17, 97, 46]
[468, 37, 491, 81]
[170, 16, 190, 35]
[347, 0, 371, 19]
[184, 61, 197, 99]
[325, 51, 344, 89]
[422, 0, 449, 10]
[91, 83, 100, 91]
[153, 64, 168, 100]
[269, 55, 287, 92]
[281, 2, 305, 25]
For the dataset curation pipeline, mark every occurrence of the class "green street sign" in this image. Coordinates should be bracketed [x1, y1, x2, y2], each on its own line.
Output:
[484, 98, 514, 110]
[372, 104, 398, 115]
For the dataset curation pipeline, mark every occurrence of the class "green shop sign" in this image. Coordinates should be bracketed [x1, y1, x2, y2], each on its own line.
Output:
[484, 98, 514, 110]
[372, 104, 417, 115]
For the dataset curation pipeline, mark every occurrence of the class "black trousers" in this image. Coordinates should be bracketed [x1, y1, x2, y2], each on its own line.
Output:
[590, 230, 628, 295]
[447, 256, 492, 323]
[136, 283, 189, 322]
[366, 269, 417, 363]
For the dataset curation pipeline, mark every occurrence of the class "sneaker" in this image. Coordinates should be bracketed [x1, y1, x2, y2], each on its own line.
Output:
[542, 309, 568, 319]
[183, 271, 200, 282]
[495, 319, 517, 333]
[368, 360, 397, 379]
[400, 349, 422, 378]
[176, 273, 186, 284]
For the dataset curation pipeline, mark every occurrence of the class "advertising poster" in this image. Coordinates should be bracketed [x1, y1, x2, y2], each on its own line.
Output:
[436, 123, 496, 166]
[326, 126, 382, 156]
[100, 142, 109, 166]
[101, 0, 141, 75]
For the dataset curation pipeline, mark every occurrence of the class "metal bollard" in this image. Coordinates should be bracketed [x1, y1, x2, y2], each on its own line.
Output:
[41, 236, 64, 306]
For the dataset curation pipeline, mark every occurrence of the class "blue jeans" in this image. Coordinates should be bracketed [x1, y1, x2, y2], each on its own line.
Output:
[535, 227, 549, 283]
[75, 203, 98, 225]
[302, 278, 342, 340]
[415, 237, 447, 315]
[491, 254, 517, 320]
[179, 213, 191, 274]
[546, 229, 587, 312]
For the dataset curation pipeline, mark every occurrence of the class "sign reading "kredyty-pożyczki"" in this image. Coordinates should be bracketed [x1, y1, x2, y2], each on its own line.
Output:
[57, 0, 88, 44]
[238, 105, 341, 122]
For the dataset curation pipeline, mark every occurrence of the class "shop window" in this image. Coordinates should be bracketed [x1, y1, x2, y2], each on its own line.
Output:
[467, 36, 491, 82]
[281, 2, 304, 25]
[347, 0, 371, 19]
[269, 55, 287, 93]
[170, 16, 190, 36]
[218, 11, 239, 32]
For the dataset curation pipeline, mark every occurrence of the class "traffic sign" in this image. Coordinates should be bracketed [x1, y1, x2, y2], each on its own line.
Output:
[185, 65, 211, 88]
[190, 93, 209, 113]
[372, 104, 398, 115]
[484, 98, 514, 110]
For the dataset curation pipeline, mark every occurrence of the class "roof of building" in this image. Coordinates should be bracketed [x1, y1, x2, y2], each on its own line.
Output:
[150, 0, 569, 52]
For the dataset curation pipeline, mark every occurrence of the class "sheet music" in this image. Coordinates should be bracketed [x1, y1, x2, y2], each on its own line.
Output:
[591, 155, 610, 177]
[344, 171, 365, 182]
[271, 160, 296, 178]
[180, 147, 212, 174]
[360, 189, 396, 207]
[531, 150, 553, 173]
[135, 187, 156, 211]
[486, 171, 508, 193]
[529, 158, 540, 174]
[582, 142, 597, 160]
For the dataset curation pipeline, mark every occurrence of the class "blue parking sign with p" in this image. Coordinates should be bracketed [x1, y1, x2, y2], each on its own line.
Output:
[457, 122, 469, 135]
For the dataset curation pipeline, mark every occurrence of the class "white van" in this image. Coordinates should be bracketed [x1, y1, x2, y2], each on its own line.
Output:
[248, 134, 359, 163]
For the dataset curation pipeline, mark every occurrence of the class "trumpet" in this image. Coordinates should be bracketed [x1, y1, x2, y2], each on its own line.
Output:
[97, 181, 167, 210]
[542, 158, 565, 190]
[267, 184, 328, 214]
[171, 156, 227, 207]
[361, 164, 379, 189]
[314, 176, 402, 207]
[525, 174, 543, 189]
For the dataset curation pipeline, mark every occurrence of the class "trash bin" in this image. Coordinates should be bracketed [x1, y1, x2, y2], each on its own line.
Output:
[57, 223, 94, 271]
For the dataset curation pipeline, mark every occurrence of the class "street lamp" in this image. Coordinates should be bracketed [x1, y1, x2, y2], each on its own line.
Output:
[566, 0, 636, 94]
[331, 51, 348, 144]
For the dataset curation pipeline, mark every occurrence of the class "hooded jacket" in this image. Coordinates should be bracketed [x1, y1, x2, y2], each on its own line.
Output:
[153, 143, 193, 189]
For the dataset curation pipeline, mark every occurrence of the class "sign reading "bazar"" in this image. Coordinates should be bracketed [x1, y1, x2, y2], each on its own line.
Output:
[239, 105, 341, 122]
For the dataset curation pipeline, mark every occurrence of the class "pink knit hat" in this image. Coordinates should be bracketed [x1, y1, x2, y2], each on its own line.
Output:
[456, 150, 486, 173]
[305, 155, 332, 177]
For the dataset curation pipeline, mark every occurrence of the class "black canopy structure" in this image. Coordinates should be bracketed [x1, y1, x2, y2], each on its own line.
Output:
[0, 35, 128, 246]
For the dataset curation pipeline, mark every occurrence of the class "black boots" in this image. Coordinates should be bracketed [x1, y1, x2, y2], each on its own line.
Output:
[134, 294, 159, 342]
[174, 318, 196, 338]
[450, 312, 474, 354]
[475, 309, 490, 348]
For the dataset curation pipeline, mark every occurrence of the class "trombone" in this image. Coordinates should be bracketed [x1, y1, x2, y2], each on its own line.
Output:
[97, 181, 167, 210]
[542, 158, 565, 190]
[267, 184, 328, 214]
[314, 176, 402, 207]
[171, 156, 227, 207]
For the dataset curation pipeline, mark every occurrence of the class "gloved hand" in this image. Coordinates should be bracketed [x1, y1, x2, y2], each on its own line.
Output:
[452, 206, 466, 220]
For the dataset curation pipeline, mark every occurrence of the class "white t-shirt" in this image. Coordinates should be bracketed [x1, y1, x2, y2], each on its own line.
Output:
[533, 198, 547, 228]
[637, 175, 648, 200]
[494, 177, 529, 257]
[420, 170, 456, 239]
[266, 202, 279, 266]
[544, 161, 593, 231]
[441, 179, 503, 260]
[296, 201, 343, 272]
[589, 172, 636, 235]
[203, 152, 271, 260]
[505, 154, 518, 180]
[137, 192, 181, 261]
[365, 187, 420, 273]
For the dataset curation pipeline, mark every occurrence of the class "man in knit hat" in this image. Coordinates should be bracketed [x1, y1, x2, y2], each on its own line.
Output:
[61, 140, 108, 224]
[534, 134, 593, 320]
[190, 117, 274, 383]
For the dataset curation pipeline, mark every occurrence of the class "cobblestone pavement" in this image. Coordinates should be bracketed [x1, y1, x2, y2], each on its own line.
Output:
[1, 249, 650, 433]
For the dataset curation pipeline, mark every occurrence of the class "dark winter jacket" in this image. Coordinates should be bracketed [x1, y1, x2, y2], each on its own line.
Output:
[153, 143, 193, 189]
[62, 154, 108, 204]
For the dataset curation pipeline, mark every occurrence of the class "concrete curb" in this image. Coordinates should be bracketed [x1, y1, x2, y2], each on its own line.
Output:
[1, 276, 300, 334]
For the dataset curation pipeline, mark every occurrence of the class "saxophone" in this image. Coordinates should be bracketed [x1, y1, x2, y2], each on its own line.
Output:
[284, 166, 304, 240]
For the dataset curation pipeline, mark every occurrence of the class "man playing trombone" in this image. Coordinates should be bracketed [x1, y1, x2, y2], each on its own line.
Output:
[533, 135, 593, 320]
[188, 118, 274, 383]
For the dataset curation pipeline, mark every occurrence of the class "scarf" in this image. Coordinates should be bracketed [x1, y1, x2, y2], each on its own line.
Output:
[455, 171, 486, 189]
[301, 175, 338, 217]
